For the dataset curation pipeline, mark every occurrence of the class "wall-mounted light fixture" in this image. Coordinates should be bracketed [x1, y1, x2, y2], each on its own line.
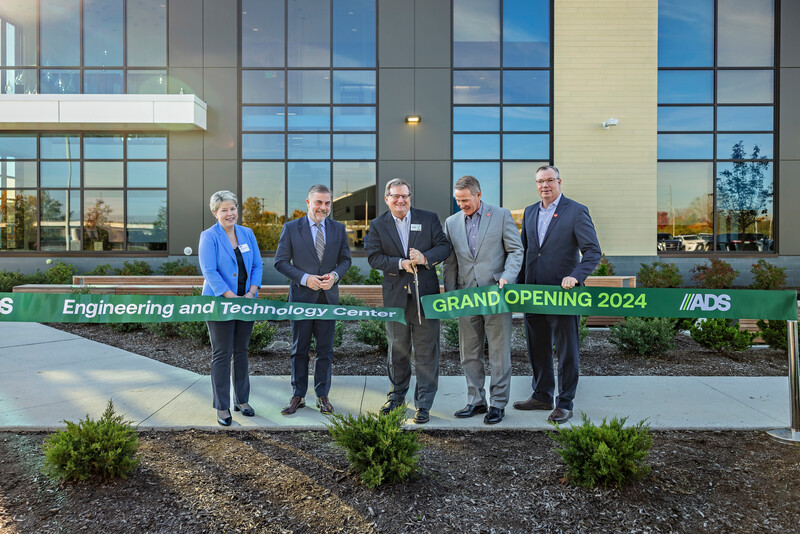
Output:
[405, 115, 421, 124]
[602, 118, 619, 129]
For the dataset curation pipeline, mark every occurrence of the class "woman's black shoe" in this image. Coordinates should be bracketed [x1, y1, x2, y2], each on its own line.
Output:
[217, 410, 232, 426]
[233, 403, 255, 417]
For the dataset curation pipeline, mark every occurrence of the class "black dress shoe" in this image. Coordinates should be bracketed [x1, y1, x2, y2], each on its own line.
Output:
[513, 396, 554, 411]
[281, 396, 305, 416]
[217, 410, 232, 426]
[380, 399, 402, 415]
[413, 408, 429, 424]
[234, 403, 255, 417]
[547, 408, 573, 424]
[316, 396, 334, 415]
[454, 404, 488, 418]
[483, 407, 504, 425]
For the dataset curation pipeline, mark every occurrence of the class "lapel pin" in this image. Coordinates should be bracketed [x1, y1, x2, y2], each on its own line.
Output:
[553, 214, 558, 217]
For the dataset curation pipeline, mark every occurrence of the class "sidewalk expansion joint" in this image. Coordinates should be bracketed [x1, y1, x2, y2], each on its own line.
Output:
[136, 376, 204, 427]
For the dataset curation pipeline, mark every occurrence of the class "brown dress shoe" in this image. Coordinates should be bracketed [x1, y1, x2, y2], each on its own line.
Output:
[316, 396, 334, 415]
[281, 396, 305, 416]
[547, 408, 573, 424]
[513, 397, 554, 411]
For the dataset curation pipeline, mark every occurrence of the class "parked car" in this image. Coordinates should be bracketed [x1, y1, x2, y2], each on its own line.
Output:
[674, 234, 708, 251]
[715, 233, 765, 251]
[657, 232, 682, 251]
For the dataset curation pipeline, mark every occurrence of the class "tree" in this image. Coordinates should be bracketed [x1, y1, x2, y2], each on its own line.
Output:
[716, 141, 771, 233]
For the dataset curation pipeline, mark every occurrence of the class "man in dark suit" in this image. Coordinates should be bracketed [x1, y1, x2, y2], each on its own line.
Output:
[366, 178, 451, 424]
[275, 184, 352, 416]
[514, 165, 601, 423]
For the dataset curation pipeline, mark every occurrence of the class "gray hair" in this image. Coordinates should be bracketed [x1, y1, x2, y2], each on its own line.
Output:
[536, 165, 560, 179]
[209, 190, 238, 213]
[307, 184, 332, 197]
[454, 175, 481, 195]
[384, 178, 412, 196]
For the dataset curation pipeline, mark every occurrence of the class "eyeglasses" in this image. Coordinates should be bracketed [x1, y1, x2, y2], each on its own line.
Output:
[387, 194, 411, 200]
[535, 178, 558, 186]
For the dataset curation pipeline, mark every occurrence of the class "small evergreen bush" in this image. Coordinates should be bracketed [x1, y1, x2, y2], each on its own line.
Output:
[608, 317, 676, 356]
[355, 320, 388, 350]
[691, 258, 738, 289]
[158, 259, 200, 276]
[442, 318, 460, 348]
[248, 321, 277, 352]
[144, 321, 183, 337]
[109, 322, 143, 333]
[364, 268, 384, 285]
[41, 399, 140, 482]
[118, 260, 153, 276]
[338, 293, 366, 307]
[45, 260, 77, 284]
[340, 265, 365, 285]
[548, 414, 653, 488]
[84, 263, 116, 275]
[591, 254, 616, 276]
[579, 316, 589, 346]
[756, 319, 787, 351]
[637, 261, 683, 288]
[178, 321, 211, 345]
[750, 259, 786, 290]
[327, 405, 423, 488]
[334, 320, 344, 348]
[690, 318, 754, 352]
[0, 271, 25, 292]
[266, 293, 289, 302]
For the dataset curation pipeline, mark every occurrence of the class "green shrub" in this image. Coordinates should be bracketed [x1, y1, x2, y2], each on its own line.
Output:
[691, 258, 738, 289]
[548, 414, 652, 488]
[672, 317, 696, 332]
[690, 318, 754, 352]
[248, 321, 277, 352]
[579, 315, 589, 346]
[334, 320, 345, 348]
[442, 318, 460, 349]
[41, 399, 140, 482]
[178, 321, 211, 345]
[355, 320, 388, 350]
[109, 322, 143, 333]
[750, 259, 786, 290]
[25, 271, 49, 285]
[327, 405, 423, 488]
[144, 321, 183, 337]
[0, 271, 25, 292]
[608, 317, 676, 356]
[84, 263, 116, 275]
[338, 293, 366, 307]
[340, 265, 365, 285]
[591, 254, 616, 276]
[118, 260, 153, 276]
[265, 293, 289, 302]
[364, 268, 384, 285]
[756, 319, 787, 351]
[158, 259, 200, 276]
[45, 260, 77, 284]
[637, 261, 683, 288]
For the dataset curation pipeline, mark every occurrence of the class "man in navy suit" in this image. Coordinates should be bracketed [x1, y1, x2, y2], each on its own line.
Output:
[275, 184, 352, 416]
[366, 178, 451, 424]
[513, 165, 601, 423]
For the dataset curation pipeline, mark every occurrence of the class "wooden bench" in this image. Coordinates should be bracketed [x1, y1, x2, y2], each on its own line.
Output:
[73, 275, 206, 286]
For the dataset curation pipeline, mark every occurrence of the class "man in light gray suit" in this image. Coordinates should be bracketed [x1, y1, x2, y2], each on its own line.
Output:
[443, 175, 523, 425]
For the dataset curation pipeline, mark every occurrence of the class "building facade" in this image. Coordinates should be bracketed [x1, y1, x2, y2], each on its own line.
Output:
[0, 0, 797, 285]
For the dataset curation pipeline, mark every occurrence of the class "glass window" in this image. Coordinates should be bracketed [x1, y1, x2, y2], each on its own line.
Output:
[126, 190, 167, 251]
[333, 134, 375, 159]
[242, 0, 284, 67]
[242, 134, 285, 159]
[454, 107, 500, 132]
[658, 70, 713, 103]
[503, 134, 548, 160]
[503, 0, 549, 68]
[333, 162, 375, 250]
[333, 71, 375, 104]
[0, 134, 36, 159]
[40, 190, 81, 251]
[243, 107, 286, 131]
[717, 106, 773, 132]
[127, 0, 167, 67]
[127, 70, 167, 94]
[453, 71, 500, 104]
[84, 135, 124, 159]
[0, 160, 36, 188]
[128, 162, 167, 188]
[41, 135, 80, 159]
[657, 0, 713, 67]
[502, 162, 543, 226]
[657, 134, 713, 160]
[288, 70, 330, 104]
[288, 107, 330, 131]
[0, 189, 37, 251]
[503, 71, 549, 104]
[241, 161, 285, 251]
[40, 69, 80, 94]
[41, 161, 81, 188]
[718, 0, 774, 67]
[83, 191, 124, 251]
[716, 162, 773, 246]
[0, 1, 38, 66]
[333, 0, 376, 68]
[84, 70, 124, 94]
[453, 0, 500, 68]
[333, 107, 375, 131]
[503, 107, 548, 131]
[717, 134, 773, 160]
[287, 0, 330, 67]
[288, 162, 329, 218]
[453, 162, 500, 207]
[657, 107, 713, 131]
[0, 69, 37, 94]
[41, 0, 80, 66]
[717, 70, 773, 104]
[657, 162, 713, 244]
[242, 70, 286, 104]
[287, 134, 330, 159]
[127, 135, 167, 159]
[453, 134, 500, 160]
[85, 162, 124, 187]
[84, 0, 124, 67]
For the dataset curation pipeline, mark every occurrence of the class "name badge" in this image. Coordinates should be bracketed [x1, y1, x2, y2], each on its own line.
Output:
[410, 224, 422, 232]
[239, 243, 251, 253]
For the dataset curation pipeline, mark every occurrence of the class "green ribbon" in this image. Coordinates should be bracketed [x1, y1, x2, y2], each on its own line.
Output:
[0, 293, 406, 325]
[421, 284, 798, 321]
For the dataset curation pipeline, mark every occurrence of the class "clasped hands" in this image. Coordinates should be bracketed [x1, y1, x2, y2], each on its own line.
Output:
[306, 273, 336, 291]
[402, 248, 427, 273]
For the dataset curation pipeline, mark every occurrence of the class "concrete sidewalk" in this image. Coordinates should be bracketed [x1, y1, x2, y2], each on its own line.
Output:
[0, 322, 792, 432]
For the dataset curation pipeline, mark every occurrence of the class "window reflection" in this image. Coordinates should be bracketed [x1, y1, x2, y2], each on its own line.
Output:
[454, 107, 500, 132]
[243, 107, 285, 131]
[288, 0, 330, 67]
[453, 0, 500, 68]
[657, 162, 713, 251]
[242, 0, 284, 67]
[717, 134, 773, 160]
[41, 0, 80, 67]
[41, 161, 81, 188]
[0, 134, 36, 159]
[288, 162, 329, 219]
[85, 162, 124, 188]
[40, 69, 80, 94]
[83, 191, 123, 251]
[502, 162, 543, 227]
[0, 161, 36, 188]
[503, 134, 548, 160]
[333, 107, 375, 131]
[657, 107, 713, 132]
[84, 70, 123, 94]
[657, 134, 713, 160]
[242, 71, 286, 104]
[333, 134, 375, 160]
[717, 70, 773, 104]
[658, 70, 713, 103]
[242, 162, 285, 251]
[127, 70, 167, 94]
[333, 71, 375, 103]
[41, 135, 80, 159]
[453, 162, 500, 207]
[503, 107, 548, 132]
[333, 162, 375, 250]
[657, 0, 713, 67]
[333, 0, 376, 68]
[126, 190, 166, 251]
[287, 107, 330, 131]
[453, 71, 500, 104]
[288, 70, 330, 104]
[716, 107, 773, 132]
[40, 190, 81, 251]
[127, 0, 167, 67]
[503, 0, 549, 68]
[716, 162, 773, 250]
[287, 134, 330, 159]
[0, 69, 37, 94]
[127, 135, 167, 159]
[717, 0, 774, 67]
[84, 135, 124, 159]
[128, 162, 166, 188]
[0, 189, 37, 251]
[242, 134, 286, 159]
[0, 1, 38, 67]
[84, 0, 124, 67]
[453, 134, 500, 160]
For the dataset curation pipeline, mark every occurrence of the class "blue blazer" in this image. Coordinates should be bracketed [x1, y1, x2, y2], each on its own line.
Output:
[199, 222, 264, 297]
[274, 216, 352, 304]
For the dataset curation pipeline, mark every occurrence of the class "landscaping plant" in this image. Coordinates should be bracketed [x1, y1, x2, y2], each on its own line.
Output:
[340, 265, 365, 285]
[637, 261, 683, 288]
[442, 318, 460, 349]
[338, 293, 367, 307]
[44, 260, 77, 284]
[84, 263, 116, 275]
[756, 319, 788, 351]
[117, 260, 153, 276]
[158, 258, 200, 276]
[608, 317, 676, 356]
[750, 259, 786, 290]
[248, 321, 277, 352]
[363, 268, 384, 285]
[327, 405, 423, 488]
[41, 399, 140, 482]
[548, 414, 653, 488]
[691, 258, 738, 289]
[334, 320, 345, 348]
[355, 320, 388, 350]
[690, 318, 755, 352]
[591, 254, 616, 276]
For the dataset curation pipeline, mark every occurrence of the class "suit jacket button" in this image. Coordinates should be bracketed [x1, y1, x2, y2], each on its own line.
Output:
[233, 273, 237, 277]
[538, 253, 541, 257]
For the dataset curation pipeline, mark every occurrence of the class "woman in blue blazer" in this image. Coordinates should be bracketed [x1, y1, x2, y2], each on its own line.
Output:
[198, 190, 263, 426]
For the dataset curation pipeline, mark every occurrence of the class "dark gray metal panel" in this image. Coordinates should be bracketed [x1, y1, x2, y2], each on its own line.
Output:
[376, 160, 414, 215]
[203, 160, 238, 227]
[378, 69, 415, 160]
[169, 0, 203, 67]
[169, 67, 205, 160]
[415, 0, 450, 68]
[203, 0, 238, 68]
[414, 68, 451, 160]
[203, 68, 239, 160]
[782, 0, 800, 68]
[168, 159, 205, 255]
[414, 160, 452, 222]
[780, 68, 800, 160]
[778, 161, 800, 255]
[378, 0, 414, 67]
[168, 67, 204, 98]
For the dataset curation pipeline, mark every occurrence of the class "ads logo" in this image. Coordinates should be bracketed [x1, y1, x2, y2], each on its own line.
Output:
[0, 296, 13, 315]
[680, 293, 731, 312]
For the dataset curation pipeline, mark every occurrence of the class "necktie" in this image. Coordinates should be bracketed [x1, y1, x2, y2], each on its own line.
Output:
[315, 222, 325, 261]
